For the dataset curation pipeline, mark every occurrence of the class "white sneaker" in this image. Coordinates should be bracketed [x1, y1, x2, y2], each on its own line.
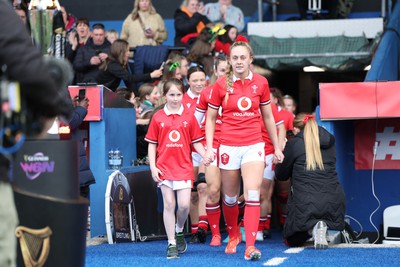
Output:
[312, 221, 328, 249]
[256, 231, 264, 241]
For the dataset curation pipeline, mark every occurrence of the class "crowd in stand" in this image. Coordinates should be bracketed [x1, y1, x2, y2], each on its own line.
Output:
[9, 0, 346, 263]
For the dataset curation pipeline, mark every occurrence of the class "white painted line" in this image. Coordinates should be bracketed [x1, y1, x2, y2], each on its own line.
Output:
[263, 257, 288, 266]
[284, 247, 304, 254]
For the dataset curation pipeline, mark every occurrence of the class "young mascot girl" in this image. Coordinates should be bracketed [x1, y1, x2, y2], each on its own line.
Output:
[205, 36, 284, 261]
[145, 78, 208, 259]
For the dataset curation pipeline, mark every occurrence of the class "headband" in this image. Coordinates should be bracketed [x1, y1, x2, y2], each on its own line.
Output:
[169, 62, 180, 72]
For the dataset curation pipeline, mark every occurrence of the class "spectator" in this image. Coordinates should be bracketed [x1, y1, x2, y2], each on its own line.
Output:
[60, 6, 76, 33]
[106, 29, 119, 44]
[121, 0, 167, 48]
[14, 4, 27, 25]
[215, 24, 237, 56]
[187, 27, 215, 79]
[73, 23, 111, 84]
[138, 82, 160, 116]
[69, 94, 95, 198]
[168, 52, 190, 89]
[174, 0, 211, 47]
[204, 0, 245, 33]
[96, 39, 163, 94]
[66, 18, 91, 64]
[0, 1, 72, 265]
[275, 113, 346, 249]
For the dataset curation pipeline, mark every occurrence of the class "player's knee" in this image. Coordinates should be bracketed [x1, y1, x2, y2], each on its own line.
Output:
[178, 202, 190, 213]
[163, 199, 176, 211]
[190, 193, 199, 203]
[208, 185, 220, 199]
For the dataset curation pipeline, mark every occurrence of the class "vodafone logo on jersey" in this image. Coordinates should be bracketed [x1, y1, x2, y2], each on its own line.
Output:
[237, 97, 251, 111]
[233, 97, 254, 117]
[167, 130, 183, 147]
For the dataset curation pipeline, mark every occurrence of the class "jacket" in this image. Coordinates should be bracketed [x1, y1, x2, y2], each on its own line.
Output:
[96, 59, 152, 94]
[69, 106, 95, 187]
[275, 126, 346, 238]
[121, 11, 168, 48]
[173, 8, 210, 47]
[73, 38, 111, 83]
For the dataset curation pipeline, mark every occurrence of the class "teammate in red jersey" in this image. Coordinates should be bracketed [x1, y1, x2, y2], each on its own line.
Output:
[258, 103, 286, 241]
[204, 38, 284, 261]
[145, 78, 209, 259]
[270, 87, 294, 229]
[182, 66, 210, 243]
[194, 55, 228, 246]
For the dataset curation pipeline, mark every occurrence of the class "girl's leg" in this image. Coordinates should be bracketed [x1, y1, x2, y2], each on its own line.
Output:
[220, 169, 241, 253]
[160, 185, 177, 244]
[176, 188, 191, 229]
[196, 163, 208, 242]
[205, 165, 222, 244]
[241, 161, 264, 249]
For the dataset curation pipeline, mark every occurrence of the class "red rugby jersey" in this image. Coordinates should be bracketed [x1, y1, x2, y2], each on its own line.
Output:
[277, 105, 294, 131]
[208, 72, 271, 146]
[195, 85, 222, 148]
[262, 103, 284, 155]
[182, 88, 199, 114]
[145, 105, 203, 181]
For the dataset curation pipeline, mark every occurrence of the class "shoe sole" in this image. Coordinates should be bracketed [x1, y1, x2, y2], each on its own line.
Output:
[244, 251, 261, 261]
[167, 255, 180, 259]
[314, 223, 328, 250]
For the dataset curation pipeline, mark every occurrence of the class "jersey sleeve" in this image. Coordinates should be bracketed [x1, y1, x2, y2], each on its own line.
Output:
[208, 79, 223, 110]
[190, 116, 204, 144]
[144, 113, 160, 144]
[259, 77, 271, 106]
[271, 104, 284, 126]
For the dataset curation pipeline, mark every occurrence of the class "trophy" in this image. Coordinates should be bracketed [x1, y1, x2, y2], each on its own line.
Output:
[28, 0, 65, 58]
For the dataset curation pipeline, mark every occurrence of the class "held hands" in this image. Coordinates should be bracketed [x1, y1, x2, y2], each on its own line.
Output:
[273, 149, 285, 165]
[202, 149, 215, 167]
[150, 166, 163, 183]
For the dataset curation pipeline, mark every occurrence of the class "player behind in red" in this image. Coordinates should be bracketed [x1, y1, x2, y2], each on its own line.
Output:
[182, 66, 209, 243]
[194, 54, 228, 246]
[145, 78, 209, 259]
[258, 103, 286, 241]
[204, 36, 284, 261]
[270, 87, 294, 229]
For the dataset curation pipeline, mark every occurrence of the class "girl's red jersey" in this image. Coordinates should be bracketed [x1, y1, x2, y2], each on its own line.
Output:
[145, 105, 203, 181]
[208, 72, 271, 146]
